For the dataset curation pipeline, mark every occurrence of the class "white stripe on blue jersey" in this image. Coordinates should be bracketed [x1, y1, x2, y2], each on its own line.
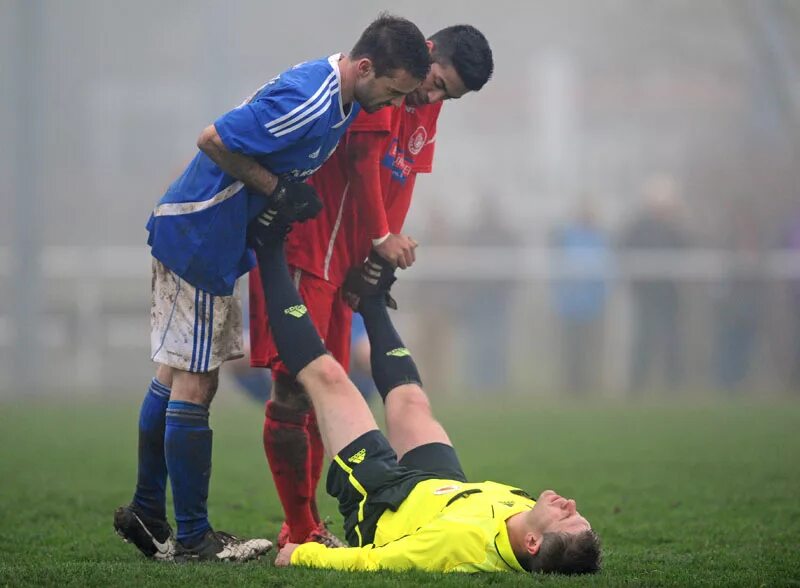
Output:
[153, 181, 245, 217]
[269, 80, 339, 135]
[265, 71, 336, 131]
[272, 89, 337, 137]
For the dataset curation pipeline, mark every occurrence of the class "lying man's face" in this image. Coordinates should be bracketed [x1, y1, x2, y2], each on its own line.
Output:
[529, 489, 591, 535]
[515, 489, 600, 574]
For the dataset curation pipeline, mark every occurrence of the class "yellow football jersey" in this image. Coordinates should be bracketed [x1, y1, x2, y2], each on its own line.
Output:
[291, 479, 535, 573]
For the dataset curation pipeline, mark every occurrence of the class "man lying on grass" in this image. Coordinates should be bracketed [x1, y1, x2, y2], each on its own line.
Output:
[249, 206, 601, 574]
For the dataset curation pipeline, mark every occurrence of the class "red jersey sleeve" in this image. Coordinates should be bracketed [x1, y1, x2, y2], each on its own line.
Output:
[346, 107, 398, 241]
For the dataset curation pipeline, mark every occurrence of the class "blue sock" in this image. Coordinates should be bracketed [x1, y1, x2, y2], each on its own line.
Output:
[132, 378, 171, 520]
[165, 400, 212, 546]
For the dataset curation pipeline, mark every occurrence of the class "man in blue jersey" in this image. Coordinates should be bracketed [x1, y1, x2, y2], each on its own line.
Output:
[113, 15, 431, 562]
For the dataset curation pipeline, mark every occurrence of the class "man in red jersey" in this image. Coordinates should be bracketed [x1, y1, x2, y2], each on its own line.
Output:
[248, 25, 494, 547]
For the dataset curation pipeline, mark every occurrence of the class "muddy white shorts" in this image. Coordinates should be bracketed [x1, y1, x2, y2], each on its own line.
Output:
[150, 259, 244, 372]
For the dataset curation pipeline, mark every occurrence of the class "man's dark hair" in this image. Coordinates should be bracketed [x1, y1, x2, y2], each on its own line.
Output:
[429, 25, 494, 91]
[351, 14, 431, 82]
[527, 531, 602, 575]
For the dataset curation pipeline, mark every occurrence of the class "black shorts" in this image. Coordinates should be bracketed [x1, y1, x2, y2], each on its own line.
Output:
[326, 430, 467, 547]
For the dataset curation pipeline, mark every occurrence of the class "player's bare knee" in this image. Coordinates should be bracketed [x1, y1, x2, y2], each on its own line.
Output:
[304, 356, 349, 394]
[389, 386, 433, 417]
[171, 368, 219, 406]
[155, 364, 174, 388]
[272, 373, 312, 412]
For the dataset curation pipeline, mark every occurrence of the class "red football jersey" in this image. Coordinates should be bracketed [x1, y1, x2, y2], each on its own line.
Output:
[283, 102, 443, 287]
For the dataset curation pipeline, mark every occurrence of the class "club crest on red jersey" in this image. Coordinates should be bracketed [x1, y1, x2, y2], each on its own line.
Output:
[408, 126, 427, 155]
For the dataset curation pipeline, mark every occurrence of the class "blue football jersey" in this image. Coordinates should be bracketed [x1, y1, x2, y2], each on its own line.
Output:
[147, 54, 360, 295]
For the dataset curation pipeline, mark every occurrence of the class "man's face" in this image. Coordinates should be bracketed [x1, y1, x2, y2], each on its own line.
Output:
[529, 490, 591, 535]
[354, 61, 422, 113]
[404, 60, 469, 107]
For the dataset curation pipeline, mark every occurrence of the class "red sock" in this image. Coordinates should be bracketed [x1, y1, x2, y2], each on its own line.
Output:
[263, 400, 317, 542]
[307, 410, 326, 524]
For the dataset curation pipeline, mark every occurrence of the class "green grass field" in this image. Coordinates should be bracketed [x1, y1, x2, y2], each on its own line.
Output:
[1, 394, 798, 587]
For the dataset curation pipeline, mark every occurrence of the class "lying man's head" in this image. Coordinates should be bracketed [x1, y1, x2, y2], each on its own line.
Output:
[516, 490, 601, 575]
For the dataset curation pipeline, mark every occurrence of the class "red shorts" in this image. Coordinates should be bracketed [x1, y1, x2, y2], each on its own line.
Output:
[249, 265, 353, 378]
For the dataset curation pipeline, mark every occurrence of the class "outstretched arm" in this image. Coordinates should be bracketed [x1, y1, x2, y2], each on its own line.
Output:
[348, 130, 417, 269]
[280, 522, 485, 572]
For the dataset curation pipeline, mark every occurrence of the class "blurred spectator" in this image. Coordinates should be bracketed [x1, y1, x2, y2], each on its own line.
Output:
[550, 201, 611, 395]
[783, 206, 800, 391]
[620, 174, 689, 394]
[712, 203, 764, 394]
[458, 194, 520, 392]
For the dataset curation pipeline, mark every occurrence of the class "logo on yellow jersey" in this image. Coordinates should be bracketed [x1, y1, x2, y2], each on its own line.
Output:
[386, 347, 411, 358]
[348, 449, 366, 464]
[284, 304, 308, 318]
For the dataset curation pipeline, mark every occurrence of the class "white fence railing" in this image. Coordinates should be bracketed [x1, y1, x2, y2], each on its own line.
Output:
[1, 246, 800, 280]
[1, 246, 798, 395]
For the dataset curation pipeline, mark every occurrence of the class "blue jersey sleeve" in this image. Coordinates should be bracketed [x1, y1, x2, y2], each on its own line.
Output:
[215, 72, 334, 157]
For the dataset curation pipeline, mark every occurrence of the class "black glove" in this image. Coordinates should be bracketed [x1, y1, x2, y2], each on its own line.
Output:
[267, 179, 323, 223]
[247, 180, 323, 248]
[342, 251, 398, 311]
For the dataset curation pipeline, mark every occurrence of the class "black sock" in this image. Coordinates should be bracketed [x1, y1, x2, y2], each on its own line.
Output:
[359, 294, 421, 400]
[255, 243, 327, 375]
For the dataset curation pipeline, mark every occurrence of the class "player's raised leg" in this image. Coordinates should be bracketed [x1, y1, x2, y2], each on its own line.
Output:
[249, 262, 345, 547]
[254, 242, 379, 457]
[357, 288, 466, 481]
[255, 237, 467, 549]
[343, 253, 454, 457]
[357, 292, 452, 459]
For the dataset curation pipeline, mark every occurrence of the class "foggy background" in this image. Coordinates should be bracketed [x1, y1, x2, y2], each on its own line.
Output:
[2, 0, 799, 399]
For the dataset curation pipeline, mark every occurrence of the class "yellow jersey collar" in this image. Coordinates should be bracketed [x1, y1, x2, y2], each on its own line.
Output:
[495, 517, 526, 573]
